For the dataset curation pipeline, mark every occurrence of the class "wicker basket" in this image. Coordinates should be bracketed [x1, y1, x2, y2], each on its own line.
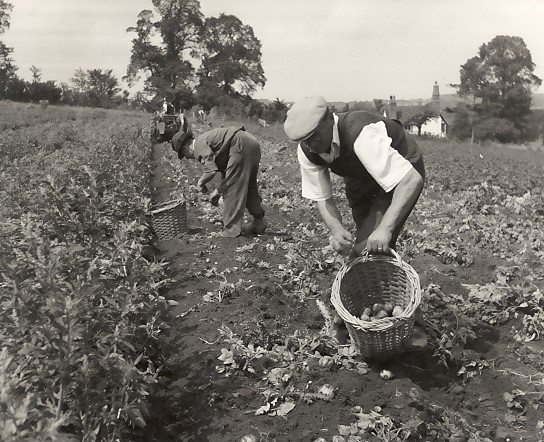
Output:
[331, 249, 421, 359]
[149, 198, 188, 240]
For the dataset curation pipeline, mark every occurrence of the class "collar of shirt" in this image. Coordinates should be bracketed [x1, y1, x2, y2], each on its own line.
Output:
[189, 139, 200, 161]
[317, 113, 340, 163]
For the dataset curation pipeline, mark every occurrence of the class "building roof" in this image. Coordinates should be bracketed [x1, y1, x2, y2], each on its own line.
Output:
[385, 104, 448, 125]
[440, 110, 456, 126]
[394, 105, 429, 124]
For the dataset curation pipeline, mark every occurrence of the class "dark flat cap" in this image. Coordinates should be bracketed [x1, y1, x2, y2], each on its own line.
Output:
[171, 129, 193, 158]
[284, 96, 328, 141]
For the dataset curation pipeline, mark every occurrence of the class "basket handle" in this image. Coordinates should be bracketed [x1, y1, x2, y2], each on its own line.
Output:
[361, 248, 403, 266]
[151, 197, 185, 209]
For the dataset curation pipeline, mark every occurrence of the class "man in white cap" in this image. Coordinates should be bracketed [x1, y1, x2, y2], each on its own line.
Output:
[172, 121, 266, 238]
[284, 96, 425, 257]
[284, 96, 427, 347]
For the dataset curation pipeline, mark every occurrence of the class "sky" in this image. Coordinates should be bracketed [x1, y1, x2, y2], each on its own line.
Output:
[4, 0, 544, 102]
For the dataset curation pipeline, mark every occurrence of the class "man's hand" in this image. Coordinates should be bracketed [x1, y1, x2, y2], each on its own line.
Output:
[209, 190, 221, 206]
[197, 181, 208, 194]
[366, 227, 392, 254]
[329, 228, 354, 255]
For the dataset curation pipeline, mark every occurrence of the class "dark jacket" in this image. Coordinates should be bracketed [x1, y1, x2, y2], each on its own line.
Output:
[193, 126, 246, 174]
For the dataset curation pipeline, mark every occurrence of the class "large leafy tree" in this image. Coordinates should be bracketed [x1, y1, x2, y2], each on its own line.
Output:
[126, 0, 203, 109]
[198, 14, 266, 97]
[456, 35, 541, 142]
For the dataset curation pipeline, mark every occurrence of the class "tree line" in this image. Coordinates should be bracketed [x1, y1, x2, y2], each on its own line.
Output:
[1, 0, 542, 143]
[0, 1, 128, 108]
[0, 0, 286, 121]
[336, 35, 543, 145]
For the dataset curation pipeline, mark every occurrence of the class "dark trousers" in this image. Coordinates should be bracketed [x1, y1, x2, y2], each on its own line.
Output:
[345, 168, 425, 252]
[221, 132, 265, 236]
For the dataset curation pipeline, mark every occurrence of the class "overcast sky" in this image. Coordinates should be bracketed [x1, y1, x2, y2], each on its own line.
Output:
[4, 0, 544, 102]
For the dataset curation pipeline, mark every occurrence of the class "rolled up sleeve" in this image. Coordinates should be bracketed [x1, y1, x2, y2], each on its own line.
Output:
[297, 145, 333, 201]
[354, 121, 413, 192]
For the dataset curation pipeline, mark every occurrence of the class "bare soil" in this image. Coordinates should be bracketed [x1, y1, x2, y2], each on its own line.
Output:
[137, 124, 544, 442]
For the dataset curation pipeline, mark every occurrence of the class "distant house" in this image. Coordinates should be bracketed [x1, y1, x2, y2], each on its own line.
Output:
[382, 82, 451, 138]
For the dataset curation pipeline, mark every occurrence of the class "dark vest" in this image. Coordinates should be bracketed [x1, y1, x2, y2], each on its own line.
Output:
[300, 111, 424, 182]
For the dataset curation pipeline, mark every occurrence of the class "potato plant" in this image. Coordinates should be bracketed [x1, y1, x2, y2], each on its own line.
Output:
[0, 104, 172, 441]
[2, 104, 544, 441]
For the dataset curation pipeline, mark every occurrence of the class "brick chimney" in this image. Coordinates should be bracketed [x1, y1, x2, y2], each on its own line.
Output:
[388, 95, 397, 119]
[431, 81, 440, 112]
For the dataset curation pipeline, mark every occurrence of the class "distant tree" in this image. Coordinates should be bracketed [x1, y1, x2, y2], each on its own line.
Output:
[474, 117, 519, 142]
[246, 98, 264, 119]
[69, 68, 121, 108]
[130, 91, 150, 110]
[522, 108, 544, 143]
[448, 98, 478, 143]
[262, 97, 288, 123]
[2, 76, 24, 100]
[87, 69, 121, 99]
[0, 0, 11, 31]
[347, 101, 373, 112]
[0, 42, 16, 95]
[24, 65, 61, 103]
[27, 80, 62, 104]
[0, 1, 17, 99]
[373, 98, 385, 114]
[454, 35, 542, 143]
[194, 78, 226, 111]
[450, 105, 473, 140]
[407, 106, 438, 136]
[198, 14, 266, 97]
[30, 65, 41, 82]
[126, 0, 203, 110]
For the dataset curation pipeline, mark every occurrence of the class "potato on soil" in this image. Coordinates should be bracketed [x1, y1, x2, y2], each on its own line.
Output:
[362, 307, 372, 317]
[360, 314, 370, 321]
[392, 305, 404, 317]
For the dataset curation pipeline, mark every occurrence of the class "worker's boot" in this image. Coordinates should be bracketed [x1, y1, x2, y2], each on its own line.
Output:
[329, 313, 349, 345]
[219, 226, 241, 238]
[406, 307, 428, 350]
[242, 217, 267, 235]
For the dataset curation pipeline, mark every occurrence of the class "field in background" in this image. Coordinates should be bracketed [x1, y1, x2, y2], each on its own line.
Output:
[1, 101, 544, 441]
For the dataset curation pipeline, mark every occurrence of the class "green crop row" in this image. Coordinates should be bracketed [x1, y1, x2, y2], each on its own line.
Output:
[0, 102, 170, 441]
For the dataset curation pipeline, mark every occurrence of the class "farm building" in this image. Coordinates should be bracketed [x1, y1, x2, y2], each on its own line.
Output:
[383, 82, 454, 138]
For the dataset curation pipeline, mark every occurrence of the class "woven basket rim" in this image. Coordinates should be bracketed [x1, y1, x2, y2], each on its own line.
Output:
[150, 198, 185, 215]
[330, 249, 421, 332]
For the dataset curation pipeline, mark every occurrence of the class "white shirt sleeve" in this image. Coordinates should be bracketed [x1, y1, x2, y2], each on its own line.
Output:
[353, 121, 413, 192]
[297, 145, 333, 201]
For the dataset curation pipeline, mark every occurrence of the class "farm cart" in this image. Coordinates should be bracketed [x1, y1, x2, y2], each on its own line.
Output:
[150, 111, 182, 143]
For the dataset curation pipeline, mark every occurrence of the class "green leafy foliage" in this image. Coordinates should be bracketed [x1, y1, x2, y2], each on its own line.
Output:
[455, 35, 542, 142]
[0, 103, 172, 440]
